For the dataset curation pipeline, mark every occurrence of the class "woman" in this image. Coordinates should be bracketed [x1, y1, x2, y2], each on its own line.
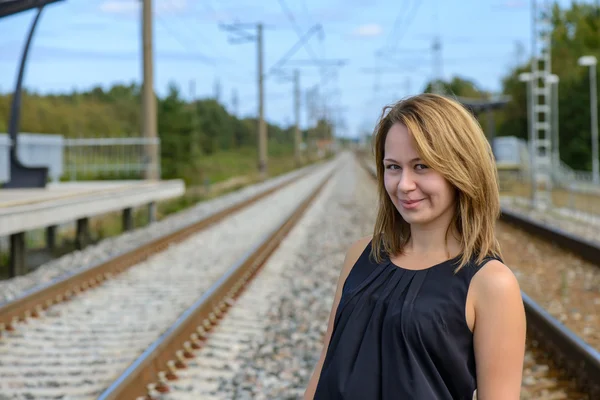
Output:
[304, 93, 526, 399]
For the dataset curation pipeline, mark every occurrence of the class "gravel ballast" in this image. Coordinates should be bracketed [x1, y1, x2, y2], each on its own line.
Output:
[151, 155, 582, 399]
[0, 162, 323, 304]
[0, 161, 334, 399]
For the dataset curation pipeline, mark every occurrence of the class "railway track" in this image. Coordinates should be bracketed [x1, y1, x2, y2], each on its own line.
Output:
[96, 152, 371, 400]
[0, 161, 336, 399]
[357, 154, 600, 399]
[0, 168, 312, 331]
[2, 152, 599, 399]
[97, 169, 334, 400]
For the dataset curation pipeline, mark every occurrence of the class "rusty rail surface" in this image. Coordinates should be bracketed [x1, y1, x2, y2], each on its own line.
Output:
[97, 170, 334, 400]
[0, 169, 313, 333]
[499, 208, 600, 268]
[355, 153, 600, 399]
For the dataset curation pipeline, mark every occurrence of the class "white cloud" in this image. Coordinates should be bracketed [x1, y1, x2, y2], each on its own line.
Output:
[351, 24, 383, 38]
[99, 0, 188, 15]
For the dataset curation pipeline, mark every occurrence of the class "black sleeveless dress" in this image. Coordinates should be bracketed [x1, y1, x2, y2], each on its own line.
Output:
[314, 240, 501, 400]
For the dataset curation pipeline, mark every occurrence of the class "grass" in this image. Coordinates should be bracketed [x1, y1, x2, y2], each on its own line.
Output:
[191, 144, 314, 184]
[61, 143, 308, 183]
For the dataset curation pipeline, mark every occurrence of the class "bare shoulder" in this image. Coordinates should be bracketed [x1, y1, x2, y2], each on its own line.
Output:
[346, 235, 373, 261]
[471, 260, 526, 398]
[471, 260, 522, 303]
[340, 235, 372, 276]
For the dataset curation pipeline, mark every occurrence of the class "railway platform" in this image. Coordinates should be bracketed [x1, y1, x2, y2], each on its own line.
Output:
[0, 179, 185, 277]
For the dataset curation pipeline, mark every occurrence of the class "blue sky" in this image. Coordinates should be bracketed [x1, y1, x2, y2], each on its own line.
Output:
[0, 0, 579, 138]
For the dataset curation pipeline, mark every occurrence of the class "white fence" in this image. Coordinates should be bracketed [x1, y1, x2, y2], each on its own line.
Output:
[0, 135, 10, 184]
[0, 134, 160, 183]
[492, 136, 595, 189]
[63, 137, 160, 181]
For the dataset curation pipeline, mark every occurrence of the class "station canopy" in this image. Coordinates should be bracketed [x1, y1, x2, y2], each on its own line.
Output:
[0, 0, 63, 18]
[456, 95, 512, 113]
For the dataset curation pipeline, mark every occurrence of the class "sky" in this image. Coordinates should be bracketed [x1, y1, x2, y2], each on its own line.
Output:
[0, 0, 581, 139]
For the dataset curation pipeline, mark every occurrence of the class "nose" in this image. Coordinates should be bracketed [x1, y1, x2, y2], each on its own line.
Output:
[398, 169, 417, 193]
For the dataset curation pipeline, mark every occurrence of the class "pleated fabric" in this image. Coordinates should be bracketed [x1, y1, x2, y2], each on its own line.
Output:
[314, 241, 500, 400]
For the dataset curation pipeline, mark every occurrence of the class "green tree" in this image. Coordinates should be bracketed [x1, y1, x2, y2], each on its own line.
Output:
[0, 76, 327, 184]
[496, 1, 599, 170]
[424, 76, 486, 98]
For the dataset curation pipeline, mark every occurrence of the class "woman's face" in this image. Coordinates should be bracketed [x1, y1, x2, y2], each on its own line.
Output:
[383, 122, 456, 228]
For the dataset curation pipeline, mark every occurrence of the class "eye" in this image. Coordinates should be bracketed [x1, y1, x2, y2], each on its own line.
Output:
[415, 164, 428, 170]
[385, 164, 400, 170]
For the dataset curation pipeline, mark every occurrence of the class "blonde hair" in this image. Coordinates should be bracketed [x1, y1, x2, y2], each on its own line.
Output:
[370, 93, 502, 272]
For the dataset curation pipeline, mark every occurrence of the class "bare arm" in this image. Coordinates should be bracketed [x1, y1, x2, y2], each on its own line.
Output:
[472, 260, 526, 399]
[303, 236, 371, 400]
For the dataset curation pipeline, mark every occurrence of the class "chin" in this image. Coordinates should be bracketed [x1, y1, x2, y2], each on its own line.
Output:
[395, 206, 426, 224]
[400, 212, 432, 225]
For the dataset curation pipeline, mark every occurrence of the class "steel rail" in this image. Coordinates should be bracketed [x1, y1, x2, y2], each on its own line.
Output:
[0, 169, 314, 333]
[98, 170, 334, 400]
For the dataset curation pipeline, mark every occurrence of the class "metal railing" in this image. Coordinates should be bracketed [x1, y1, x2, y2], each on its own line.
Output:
[63, 137, 160, 181]
[498, 167, 600, 218]
[554, 160, 594, 184]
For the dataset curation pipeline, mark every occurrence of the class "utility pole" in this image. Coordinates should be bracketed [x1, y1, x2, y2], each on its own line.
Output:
[432, 37, 443, 94]
[432, 0, 443, 95]
[231, 89, 239, 118]
[189, 79, 195, 103]
[220, 22, 267, 178]
[142, 0, 159, 180]
[257, 23, 267, 178]
[592, 61, 598, 184]
[189, 79, 200, 160]
[306, 86, 317, 159]
[222, 22, 329, 172]
[214, 77, 222, 103]
[294, 69, 301, 166]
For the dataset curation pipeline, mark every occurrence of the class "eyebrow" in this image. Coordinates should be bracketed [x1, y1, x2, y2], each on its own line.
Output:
[383, 157, 422, 163]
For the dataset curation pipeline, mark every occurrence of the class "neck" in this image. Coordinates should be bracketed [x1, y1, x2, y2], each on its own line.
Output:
[406, 214, 461, 259]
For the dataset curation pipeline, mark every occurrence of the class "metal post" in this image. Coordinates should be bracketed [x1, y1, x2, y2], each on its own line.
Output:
[123, 208, 134, 231]
[486, 105, 495, 142]
[148, 202, 157, 224]
[527, 0, 553, 209]
[75, 218, 90, 250]
[46, 225, 56, 251]
[580, 56, 599, 183]
[257, 23, 267, 178]
[5, 6, 48, 188]
[142, 0, 159, 180]
[527, 78, 536, 203]
[189, 79, 200, 160]
[591, 63, 599, 184]
[432, 37, 442, 95]
[552, 77, 560, 172]
[9, 232, 26, 277]
[529, 0, 537, 207]
[520, 73, 536, 205]
[8, 7, 42, 161]
[294, 69, 301, 167]
[545, 74, 560, 177]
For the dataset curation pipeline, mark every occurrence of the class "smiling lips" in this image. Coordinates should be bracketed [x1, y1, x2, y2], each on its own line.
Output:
[399, 198, 424, 209]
